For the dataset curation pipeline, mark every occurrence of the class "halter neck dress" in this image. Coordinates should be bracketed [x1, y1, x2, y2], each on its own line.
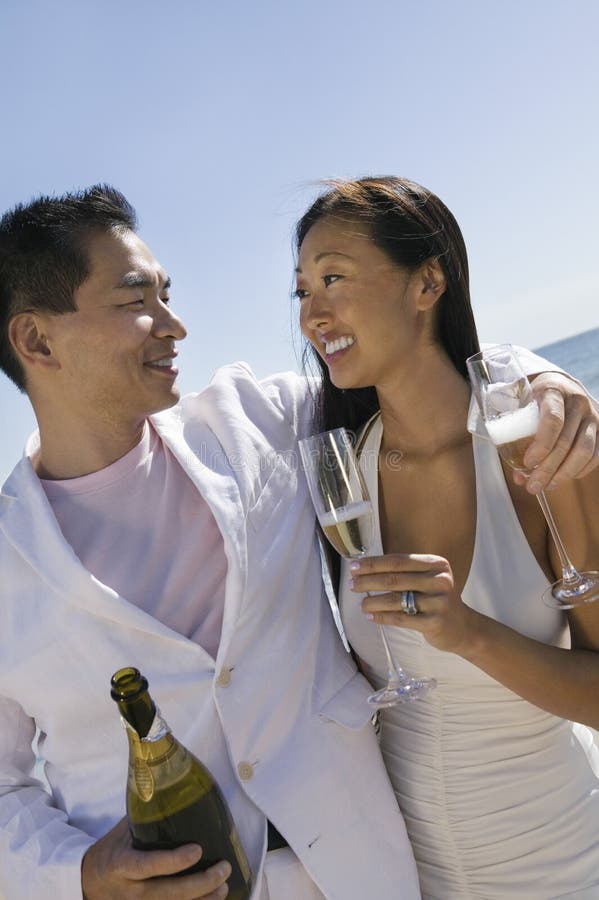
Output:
[340, 414, 599, 898]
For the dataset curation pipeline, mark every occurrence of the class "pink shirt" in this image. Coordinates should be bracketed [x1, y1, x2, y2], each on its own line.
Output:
[40, 423, 226, 659]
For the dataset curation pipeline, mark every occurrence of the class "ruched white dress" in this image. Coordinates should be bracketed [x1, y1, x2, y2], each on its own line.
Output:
[340, 415, 599, 899]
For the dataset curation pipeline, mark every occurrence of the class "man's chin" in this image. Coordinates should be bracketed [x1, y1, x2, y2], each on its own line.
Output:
[148, 387, 181, 415]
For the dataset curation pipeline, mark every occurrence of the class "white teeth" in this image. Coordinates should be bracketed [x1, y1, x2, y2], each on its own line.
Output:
[325, 336, 355, 355]
[152, 358, 173, 367]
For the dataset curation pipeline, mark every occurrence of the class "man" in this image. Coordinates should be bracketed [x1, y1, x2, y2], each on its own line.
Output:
[0, 186, 596, 900]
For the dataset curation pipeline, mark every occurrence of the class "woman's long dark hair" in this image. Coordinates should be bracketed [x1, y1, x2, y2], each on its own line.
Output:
[295, 176, 480, 434]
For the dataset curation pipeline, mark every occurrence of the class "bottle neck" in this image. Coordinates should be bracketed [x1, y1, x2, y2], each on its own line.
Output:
[123, 715, 183, 801]
[116, 689, 158, 738]
[120, 702, 176, 755]
[124, 719, 178, 764]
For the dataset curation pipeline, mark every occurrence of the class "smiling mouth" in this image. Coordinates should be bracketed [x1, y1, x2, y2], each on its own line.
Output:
[324, 335, 355, 356]
[144, 357, 178, 375]
[149, 357, 174, 367]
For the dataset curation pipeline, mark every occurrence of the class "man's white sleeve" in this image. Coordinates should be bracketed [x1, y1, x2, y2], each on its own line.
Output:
[0, 696, 93, 900]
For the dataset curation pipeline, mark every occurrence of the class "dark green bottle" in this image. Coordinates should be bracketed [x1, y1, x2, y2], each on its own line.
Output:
[110, 667, 253, 899]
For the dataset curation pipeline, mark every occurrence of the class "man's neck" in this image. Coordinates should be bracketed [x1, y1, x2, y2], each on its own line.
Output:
[33, 419, 148, 480]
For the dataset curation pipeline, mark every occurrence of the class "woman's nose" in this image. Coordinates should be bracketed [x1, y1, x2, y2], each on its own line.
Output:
[301, 291, 332, 333]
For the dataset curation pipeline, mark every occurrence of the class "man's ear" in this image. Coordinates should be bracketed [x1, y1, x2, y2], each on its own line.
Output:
[8, 312, 61, 373]
[417, 258, 446, 310]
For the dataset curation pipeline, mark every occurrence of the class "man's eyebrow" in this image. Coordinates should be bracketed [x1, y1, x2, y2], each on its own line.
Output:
[116, 272, 171, 290]
[295, 251, 354, 273]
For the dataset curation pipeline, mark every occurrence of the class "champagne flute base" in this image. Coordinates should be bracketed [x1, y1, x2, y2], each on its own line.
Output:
[542, 571, 599, 610]
[367, 677, 437, 708]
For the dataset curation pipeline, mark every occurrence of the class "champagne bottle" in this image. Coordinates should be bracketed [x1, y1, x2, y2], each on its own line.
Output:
[110, 667, 253, 899]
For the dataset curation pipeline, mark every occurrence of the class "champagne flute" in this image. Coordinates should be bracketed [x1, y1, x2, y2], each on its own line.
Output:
[298, 427, 436, 707]
[467, 344, 599, 609]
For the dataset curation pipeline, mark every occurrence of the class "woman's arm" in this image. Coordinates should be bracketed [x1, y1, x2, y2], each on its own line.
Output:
[352, 463, 599, 730]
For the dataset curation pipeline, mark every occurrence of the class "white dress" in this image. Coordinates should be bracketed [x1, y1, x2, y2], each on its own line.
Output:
[340, 415, 599, 899]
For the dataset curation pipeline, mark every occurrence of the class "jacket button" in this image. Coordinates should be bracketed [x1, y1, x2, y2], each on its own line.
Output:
[216, 667, 232, 687]
[238, 762, 254, 781]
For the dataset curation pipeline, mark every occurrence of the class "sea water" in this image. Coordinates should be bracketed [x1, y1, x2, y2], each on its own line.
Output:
[535, 326, 599, 399]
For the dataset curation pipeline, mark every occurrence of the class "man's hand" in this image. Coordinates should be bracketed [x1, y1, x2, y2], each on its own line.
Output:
[81, 817, 231, 899]
[518, 373, 599, 493]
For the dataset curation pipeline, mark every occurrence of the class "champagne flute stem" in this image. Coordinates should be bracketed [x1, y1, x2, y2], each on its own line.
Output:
[377, 624, 407, 687]
[535, 489, 581, 585]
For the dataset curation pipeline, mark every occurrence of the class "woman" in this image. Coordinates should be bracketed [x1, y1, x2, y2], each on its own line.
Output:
[294, 177, 599, 898]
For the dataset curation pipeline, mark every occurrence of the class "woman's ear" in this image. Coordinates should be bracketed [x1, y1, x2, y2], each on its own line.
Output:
[8, 312, 60, 374]
[417, 258, 446, 310]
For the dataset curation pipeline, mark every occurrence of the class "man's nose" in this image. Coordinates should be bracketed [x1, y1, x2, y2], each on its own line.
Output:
[153, 301, 187, 341]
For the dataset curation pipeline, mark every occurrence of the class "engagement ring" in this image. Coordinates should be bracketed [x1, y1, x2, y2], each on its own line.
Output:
[400, 590, 419, 615]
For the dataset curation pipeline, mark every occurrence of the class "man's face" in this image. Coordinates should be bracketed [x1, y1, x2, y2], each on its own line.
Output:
[41, 228, 187, 429]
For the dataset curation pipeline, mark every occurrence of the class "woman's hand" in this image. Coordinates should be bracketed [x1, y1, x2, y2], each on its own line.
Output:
[520, 373, 599, 493]
[350, 553, 479, 656]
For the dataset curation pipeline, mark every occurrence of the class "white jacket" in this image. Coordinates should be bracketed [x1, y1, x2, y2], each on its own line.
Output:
[0, 364, 421, 900]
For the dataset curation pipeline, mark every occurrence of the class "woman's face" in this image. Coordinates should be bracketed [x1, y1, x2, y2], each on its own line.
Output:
[296, 215, 426, 390]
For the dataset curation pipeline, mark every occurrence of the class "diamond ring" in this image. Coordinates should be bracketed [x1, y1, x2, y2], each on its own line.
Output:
[400, 590, 419, 615]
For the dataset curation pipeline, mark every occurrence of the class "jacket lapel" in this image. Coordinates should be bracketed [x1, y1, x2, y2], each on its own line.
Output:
[150, 408, 248, 659]
[0, 456, 180, 639]
[0, 413, 247, 659]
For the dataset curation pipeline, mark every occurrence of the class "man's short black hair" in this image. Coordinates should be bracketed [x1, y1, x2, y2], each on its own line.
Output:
[0, 184, 137, 391]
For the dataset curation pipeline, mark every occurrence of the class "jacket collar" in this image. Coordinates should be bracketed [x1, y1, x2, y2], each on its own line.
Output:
[0, 410, 247, 661]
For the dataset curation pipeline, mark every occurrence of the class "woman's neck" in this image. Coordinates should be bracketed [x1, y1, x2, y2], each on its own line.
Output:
[375, 349, 471, 459]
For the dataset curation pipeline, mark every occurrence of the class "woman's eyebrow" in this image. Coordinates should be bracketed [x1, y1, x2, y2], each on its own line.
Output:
[295, 251, 354, 273]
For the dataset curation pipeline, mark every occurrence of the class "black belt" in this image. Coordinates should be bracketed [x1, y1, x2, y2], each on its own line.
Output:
[267, 820, 288, 851]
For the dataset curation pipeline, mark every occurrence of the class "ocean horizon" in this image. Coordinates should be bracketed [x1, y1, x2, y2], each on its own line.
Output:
[535, 325, 599, 400]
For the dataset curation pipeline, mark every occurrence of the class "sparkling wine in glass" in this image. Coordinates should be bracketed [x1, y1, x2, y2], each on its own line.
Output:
[299, 427, 436, 706]
[467, 344, 599, 609]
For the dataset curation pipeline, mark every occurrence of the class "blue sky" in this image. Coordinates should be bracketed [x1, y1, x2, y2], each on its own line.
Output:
[1, 0, 598, 482]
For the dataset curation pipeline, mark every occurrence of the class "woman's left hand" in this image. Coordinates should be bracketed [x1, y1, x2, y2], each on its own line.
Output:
[351, 552, 479, 655]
